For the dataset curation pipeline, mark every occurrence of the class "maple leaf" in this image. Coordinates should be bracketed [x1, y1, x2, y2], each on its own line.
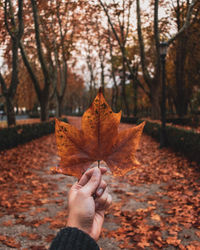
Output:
[55, 89, 145, 178]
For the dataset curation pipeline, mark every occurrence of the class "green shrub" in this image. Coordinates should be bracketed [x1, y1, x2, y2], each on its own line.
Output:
[121, 117, 200, 164]
[164, 125, 200, 163]
[121, 117, 139, 124]
[0, 118, 68, 151]
[166, 116, 199, 128]
[66, 112, 83, 117]
[29, 112, 56, 118]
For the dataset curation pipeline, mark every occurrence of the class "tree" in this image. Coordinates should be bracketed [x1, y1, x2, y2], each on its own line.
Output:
[19, 0, 52, 121]
[47, 0, 77, 117]
[0, 0, 23, 126]
[107, 22, 119, 112]
[77, 4, 101, 103]
[94, 14, 107, 94]
[19, 0, 78, 120]
[64, 70, 85, 114]
[136, 0, 171, 119]
[85, 24, 98, 103]
[14, 60, 37, 112]
[168, 0, 200, 117]
[136, 0, 198, 119]
[99, 0, 198, 119]
[98, 0, 134, 116]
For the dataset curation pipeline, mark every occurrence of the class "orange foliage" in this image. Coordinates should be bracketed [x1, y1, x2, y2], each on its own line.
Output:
[55, 89, 145, 178]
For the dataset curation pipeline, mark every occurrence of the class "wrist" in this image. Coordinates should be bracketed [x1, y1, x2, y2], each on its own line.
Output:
[67, 217, 92, 238]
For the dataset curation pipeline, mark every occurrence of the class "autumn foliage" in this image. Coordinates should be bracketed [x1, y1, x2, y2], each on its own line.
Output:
[55, 89, 145, 178]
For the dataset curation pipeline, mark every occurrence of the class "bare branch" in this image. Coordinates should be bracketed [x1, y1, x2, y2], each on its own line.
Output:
[56, 3, 69, 99]
[7, 0, 15, 24]
[19, 42, 41, 96]
[30, 0, 50, 84]
[17, 0, 24, 39]
[126, 59, 150, 97]
[136, 0, 151, 83]
[4, 0, 14, 38]
[167, 0, 198, 45]
[125, 0, 132, 41]
[154, 0, 160, 75]
[98, 0, 123, 50]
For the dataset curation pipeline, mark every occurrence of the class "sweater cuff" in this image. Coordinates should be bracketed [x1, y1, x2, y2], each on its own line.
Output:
[50, 227, 100, 250]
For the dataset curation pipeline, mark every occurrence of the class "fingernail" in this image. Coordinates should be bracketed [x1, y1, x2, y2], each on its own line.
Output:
[96, 187, 103, 196]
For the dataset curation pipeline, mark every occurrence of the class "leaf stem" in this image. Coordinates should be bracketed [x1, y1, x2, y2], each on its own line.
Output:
[98, 160, 100, 168]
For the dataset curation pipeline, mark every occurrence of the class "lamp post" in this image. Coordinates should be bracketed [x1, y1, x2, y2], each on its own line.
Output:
[159, 42, 168, 148]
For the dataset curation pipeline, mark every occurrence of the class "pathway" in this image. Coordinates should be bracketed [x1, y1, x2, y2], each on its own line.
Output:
[0, 116, 199, 249]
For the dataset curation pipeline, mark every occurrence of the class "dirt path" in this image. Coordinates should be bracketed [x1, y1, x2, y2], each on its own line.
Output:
[0, 116, 199, 249]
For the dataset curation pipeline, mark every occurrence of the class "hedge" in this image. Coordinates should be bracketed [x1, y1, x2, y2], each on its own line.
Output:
[0, 118, 68, 151]
[166, 116, 199, 128]
[121, 117, 200, 164]
[29, 111, 56, 118]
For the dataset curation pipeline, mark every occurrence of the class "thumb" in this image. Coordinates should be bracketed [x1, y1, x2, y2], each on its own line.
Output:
[81, 167, 101, 196]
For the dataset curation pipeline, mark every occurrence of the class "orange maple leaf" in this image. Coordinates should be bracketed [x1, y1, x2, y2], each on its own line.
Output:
[55, 89, 145, 178]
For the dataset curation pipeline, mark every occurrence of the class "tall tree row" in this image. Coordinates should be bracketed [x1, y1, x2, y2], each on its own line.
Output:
[167, 0, 200, 117]
[98, 0, 199, 118]
[0, 0, 23, 126]
[0, 0, 199, 126]
[19, 0, 78, 120]
[0, 0, 80, 124]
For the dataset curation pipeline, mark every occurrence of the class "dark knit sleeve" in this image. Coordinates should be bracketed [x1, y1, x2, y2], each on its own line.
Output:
[49, 227, 100, 250]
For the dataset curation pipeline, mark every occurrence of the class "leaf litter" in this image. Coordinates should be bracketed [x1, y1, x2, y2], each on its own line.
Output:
[0, 116, 199, 249]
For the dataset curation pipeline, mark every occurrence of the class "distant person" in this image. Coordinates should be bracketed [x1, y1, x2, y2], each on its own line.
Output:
[50, 166, 111, 250]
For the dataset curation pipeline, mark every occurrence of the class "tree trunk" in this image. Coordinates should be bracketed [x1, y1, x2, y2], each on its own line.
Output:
[58, 97, 63, 118]
[114, 84, 119, 112]
[122, 52, 130, 116]
[111, 83, 119, 112]
[150, 83, 160, 119]
[107, 21, 119, 113]
[133, 80, 138, 117]
[5, 96, 16, 126]
[100, 62, 105, 94]
[40, 98, 49, 122]
[121, 83, 130, 116]
[111, 86, 115, 110]
[0, 0, 24, 127]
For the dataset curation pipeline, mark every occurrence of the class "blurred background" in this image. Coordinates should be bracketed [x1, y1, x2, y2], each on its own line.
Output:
[0, 0, 199, 128]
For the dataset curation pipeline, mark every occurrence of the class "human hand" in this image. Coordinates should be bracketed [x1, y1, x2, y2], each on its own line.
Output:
[67, 165, 112, 241]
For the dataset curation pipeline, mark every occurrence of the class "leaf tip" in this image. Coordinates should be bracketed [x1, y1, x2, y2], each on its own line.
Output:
[140, 121, 146, 129]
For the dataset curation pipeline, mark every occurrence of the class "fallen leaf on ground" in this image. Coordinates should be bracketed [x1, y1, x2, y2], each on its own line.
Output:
[0, 235, 21, 248]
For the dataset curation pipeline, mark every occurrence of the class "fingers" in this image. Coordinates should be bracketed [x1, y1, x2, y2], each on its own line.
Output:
[95, 187, 112, 211]
[106, 194, 112, 209]
[81, 167, 101, 195]
[95, 180, 107, 197]
[78, 166, 107, 187]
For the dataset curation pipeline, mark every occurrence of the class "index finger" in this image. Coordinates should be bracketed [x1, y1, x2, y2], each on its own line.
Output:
[78, 166, 107, 187]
